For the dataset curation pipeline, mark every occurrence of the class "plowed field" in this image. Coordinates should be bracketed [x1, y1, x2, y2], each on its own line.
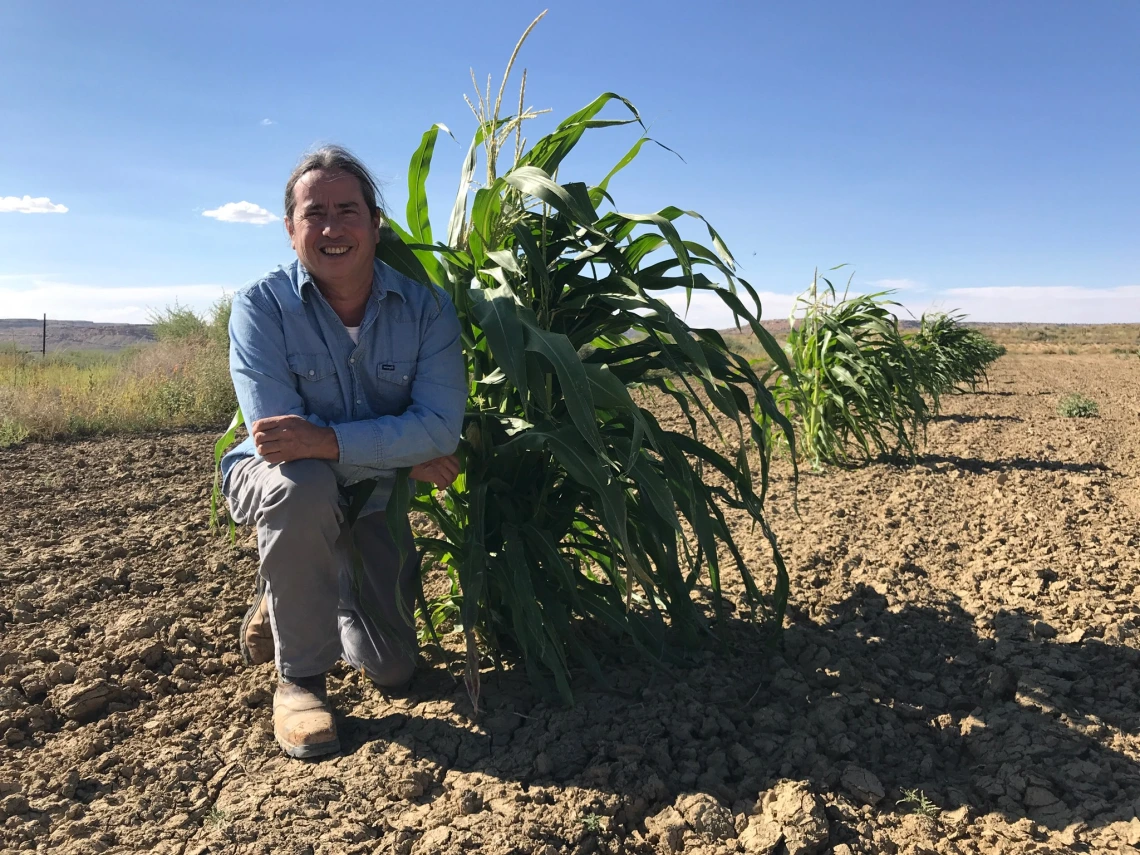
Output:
[2, 353, 1139, 855]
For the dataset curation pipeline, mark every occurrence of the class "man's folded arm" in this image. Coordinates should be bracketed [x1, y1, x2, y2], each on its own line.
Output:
[332, 297, 466, 470]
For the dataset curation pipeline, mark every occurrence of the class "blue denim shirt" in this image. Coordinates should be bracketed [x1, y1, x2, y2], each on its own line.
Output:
[222, 258, 466, 517]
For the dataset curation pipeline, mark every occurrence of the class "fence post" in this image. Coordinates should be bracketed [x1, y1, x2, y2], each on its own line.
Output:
[42, 314, 46, 356]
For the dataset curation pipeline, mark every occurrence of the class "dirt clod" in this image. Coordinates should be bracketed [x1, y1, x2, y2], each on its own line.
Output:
[644, 804, 687, 852]
[675, 792, 736, 839]
[841, 766, 885, 807]
[741, 780, 829, 855]
[51, 680, 117, 722]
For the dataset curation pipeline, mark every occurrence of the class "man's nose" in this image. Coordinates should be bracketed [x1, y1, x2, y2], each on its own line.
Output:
[321, 214, 346, 235]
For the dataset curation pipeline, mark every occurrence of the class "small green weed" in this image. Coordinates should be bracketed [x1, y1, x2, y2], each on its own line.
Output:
[0, 418, 29, 448]
[1058, 393, 1099, 418]
[205, 806, 231, 828]
[896, 788, 940, 818]
[580, 813, 604, 833]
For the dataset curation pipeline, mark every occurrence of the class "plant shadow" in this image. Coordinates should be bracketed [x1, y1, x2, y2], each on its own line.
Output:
[917, 453, 1109, 475]
[931, 413, 1022, 424]
[324, 584, 1140, 838]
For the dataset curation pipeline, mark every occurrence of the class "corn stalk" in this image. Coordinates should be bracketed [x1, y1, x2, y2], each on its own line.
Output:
[376, 20, 796, 705]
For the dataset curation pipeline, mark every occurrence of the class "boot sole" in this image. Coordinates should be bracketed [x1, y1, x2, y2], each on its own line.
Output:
[275, 730, 341, 759]
[239, 575, 267, 666]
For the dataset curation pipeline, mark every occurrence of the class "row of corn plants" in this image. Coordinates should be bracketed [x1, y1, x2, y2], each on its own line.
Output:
[767, 272, 926, 469]
[908, 310, 1006, 413]
[765, 271, 1004, 469]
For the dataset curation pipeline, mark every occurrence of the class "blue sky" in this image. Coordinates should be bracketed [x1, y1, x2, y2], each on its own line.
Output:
[2, 1, 1138, 325]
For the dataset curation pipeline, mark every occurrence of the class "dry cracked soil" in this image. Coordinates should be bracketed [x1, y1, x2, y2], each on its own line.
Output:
[1, 352, 1139, 855]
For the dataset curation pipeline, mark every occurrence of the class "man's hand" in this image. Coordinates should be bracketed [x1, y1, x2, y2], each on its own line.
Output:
[252, 415, 339, 464]
[410, 454, 460, 490]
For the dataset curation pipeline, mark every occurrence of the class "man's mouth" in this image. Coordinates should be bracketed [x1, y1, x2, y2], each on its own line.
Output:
[320, 246, 351, 256]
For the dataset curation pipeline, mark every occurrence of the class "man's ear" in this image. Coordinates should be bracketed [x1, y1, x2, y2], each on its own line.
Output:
[372, 210, 382, 242]
[284, 215, 296, 250]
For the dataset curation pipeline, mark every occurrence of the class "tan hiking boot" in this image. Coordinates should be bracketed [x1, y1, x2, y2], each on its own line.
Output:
[239, 577, 274, 666]
[273, 674, 340, 759]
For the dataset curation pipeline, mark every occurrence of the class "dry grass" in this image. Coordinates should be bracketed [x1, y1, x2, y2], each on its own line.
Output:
[0, 340, 234, 447]
[970, 323, 1140, 354]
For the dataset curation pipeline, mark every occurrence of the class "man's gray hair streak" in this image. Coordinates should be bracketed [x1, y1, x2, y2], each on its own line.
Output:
[284, 145, 386, 221]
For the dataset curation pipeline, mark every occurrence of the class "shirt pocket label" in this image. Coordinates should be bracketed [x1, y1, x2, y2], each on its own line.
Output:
[377, 359, 416, 387]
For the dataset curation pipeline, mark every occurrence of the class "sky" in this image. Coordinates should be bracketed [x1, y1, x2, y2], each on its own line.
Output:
[2, 1, 1138, 327]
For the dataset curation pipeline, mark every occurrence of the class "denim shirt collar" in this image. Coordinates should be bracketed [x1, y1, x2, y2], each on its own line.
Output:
[293, 258, 409, 306]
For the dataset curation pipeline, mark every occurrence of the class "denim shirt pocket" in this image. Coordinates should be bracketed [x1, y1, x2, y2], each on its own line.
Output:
[368, 359, 416, 415]
[287, 352, 342, 418]
[376, 359, 417, 387]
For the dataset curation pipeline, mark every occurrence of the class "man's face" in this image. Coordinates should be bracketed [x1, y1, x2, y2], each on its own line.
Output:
[285, 168, 380, 291]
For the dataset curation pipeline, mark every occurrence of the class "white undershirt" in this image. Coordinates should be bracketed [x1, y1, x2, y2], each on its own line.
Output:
[345, 325, 361, 345]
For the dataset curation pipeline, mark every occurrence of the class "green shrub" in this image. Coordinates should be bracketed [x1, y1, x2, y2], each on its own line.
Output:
[0, 418, 30, 448]
[1058, 393, 1098, 418]
[148, 302, 208, 341]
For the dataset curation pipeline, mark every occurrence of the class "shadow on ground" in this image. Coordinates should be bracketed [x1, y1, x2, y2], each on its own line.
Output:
[917, 453, 1109, 474]
[931, 413, 1022, 424]
[322, 584, 1140, 836]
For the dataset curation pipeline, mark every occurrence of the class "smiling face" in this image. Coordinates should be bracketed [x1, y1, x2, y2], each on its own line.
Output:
[285, 168, 380, 293]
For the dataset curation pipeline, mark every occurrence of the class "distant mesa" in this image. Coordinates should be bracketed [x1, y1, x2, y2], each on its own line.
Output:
[0, 319, 155, 353]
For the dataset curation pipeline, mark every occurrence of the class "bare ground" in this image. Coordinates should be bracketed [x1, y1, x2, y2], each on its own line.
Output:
[1, 352, 1139, 854]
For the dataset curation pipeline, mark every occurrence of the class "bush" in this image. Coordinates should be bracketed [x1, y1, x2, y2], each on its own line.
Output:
[148, 302, 208, 341]
[148, 297, 232, 346]
[1058, 393, 1098, 418]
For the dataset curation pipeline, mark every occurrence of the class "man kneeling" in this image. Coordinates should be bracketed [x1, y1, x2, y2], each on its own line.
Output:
[220, 145, 466, 758]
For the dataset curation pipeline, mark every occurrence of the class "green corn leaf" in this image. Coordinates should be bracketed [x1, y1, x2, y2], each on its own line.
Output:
[469, 285, 528, 407]
[407, 123, 453, 245]
[503, 166, 601, 232]
[209, 407, 245, 536]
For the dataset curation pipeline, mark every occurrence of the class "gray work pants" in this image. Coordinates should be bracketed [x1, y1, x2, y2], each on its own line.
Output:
[224, 457, 418, 685]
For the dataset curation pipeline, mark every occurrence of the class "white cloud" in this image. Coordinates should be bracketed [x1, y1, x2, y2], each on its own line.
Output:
[0, 276, 230, 324]
[655, 288, 798, 329]
[261, 118, 275, 126]
[653, 283, 1140, 327]
[920, 285, 1140, 324]
[0, 196, 68, 214]
[202, 201, 278, 225]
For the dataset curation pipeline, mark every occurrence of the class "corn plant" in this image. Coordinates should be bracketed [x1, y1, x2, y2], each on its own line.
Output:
[908, 312, 1004, 413]
[767, 270, 927, 468]
[374, 24, 798, 705]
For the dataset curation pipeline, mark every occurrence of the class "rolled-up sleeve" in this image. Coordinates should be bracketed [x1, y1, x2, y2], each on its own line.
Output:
[331, 293, 467, 469]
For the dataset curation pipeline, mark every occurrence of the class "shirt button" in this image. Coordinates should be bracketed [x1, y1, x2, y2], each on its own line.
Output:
[356, 399, 361, 404]
[349, 357, 355, 364]
[308, 370, 315, 376]
[402, 375, 409, 381]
